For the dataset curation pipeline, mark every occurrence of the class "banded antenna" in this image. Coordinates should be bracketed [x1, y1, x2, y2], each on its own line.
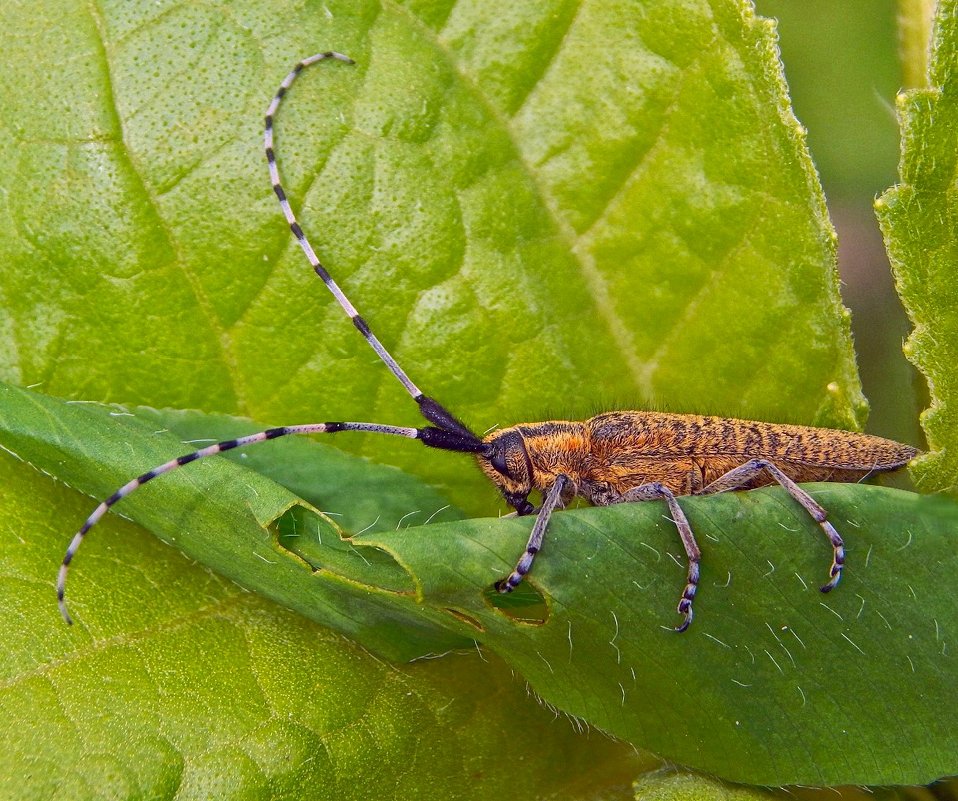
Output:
[57, 52, 490, 625]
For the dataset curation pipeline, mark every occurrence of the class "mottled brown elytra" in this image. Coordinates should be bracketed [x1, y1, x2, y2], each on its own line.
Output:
[57, 53, 918, 631]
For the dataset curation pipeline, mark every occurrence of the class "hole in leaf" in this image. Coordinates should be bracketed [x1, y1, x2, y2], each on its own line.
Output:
[484, 581, 549, 625]
[444, 607, 484, 631]
[272, 507, 415, 593]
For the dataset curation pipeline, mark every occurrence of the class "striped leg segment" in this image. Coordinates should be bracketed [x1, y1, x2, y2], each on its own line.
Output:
[621, 483, 701, 632]
[496, 474, 569, 594]
[57, 421, 422, 625]
[695, 459, 845, 593]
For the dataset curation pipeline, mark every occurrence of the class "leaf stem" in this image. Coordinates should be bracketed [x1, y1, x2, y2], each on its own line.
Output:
[898, 0, 937, 87]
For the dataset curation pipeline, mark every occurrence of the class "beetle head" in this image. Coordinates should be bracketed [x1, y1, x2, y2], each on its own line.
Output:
[478, 428, 535, 514]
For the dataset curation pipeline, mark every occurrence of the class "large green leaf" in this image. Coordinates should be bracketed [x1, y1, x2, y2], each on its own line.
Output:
[365, 483, 958, 786]
[0, 444, 648, 800]
[3, 382, 955, 788]
[878, 0, 958, 494]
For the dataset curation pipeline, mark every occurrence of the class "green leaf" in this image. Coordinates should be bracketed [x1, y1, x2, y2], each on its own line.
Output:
[632, 771, 778, 801]
[6, 377, 953, 793]
[7, 380, 953, 787]
[629, 773, 949, 801]
[0, 445, 649, 800]
[363, 484, 958, 786]
[877, 0, 958, 494]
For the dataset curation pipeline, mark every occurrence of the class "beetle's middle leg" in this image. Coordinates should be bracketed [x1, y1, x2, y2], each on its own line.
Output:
[695, 459, 845, 592]
[620, 483, 700, 633]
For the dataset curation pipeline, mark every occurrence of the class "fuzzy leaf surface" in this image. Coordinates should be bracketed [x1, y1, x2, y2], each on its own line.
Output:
[365, 484, 958, 786]
[6, 383, 955, 787]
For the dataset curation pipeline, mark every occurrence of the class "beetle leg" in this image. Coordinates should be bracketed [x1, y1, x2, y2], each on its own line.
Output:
[696, 459, 845, 592]
[497, 474, 569, 593]
[621, 482, 700, 632]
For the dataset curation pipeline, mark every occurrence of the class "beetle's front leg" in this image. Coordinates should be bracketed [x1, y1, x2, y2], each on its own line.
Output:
[496, 475, 570, 593]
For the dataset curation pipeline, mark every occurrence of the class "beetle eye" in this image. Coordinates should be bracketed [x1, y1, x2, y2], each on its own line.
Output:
[490, 451, 510, 476]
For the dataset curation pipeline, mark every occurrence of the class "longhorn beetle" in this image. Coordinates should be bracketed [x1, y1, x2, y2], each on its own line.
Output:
[57, 52, 919, 632]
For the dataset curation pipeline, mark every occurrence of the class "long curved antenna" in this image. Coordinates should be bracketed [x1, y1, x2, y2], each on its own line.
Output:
[56, 419, 491, 625]
[264, 53, 423, 396]
[264, 52, 476, 440]
[58, 54, 490, 625]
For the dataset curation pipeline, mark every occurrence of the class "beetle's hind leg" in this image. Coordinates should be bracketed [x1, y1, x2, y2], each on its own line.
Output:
[620, 483, 701, 633]
[695, 459, 845, 593]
